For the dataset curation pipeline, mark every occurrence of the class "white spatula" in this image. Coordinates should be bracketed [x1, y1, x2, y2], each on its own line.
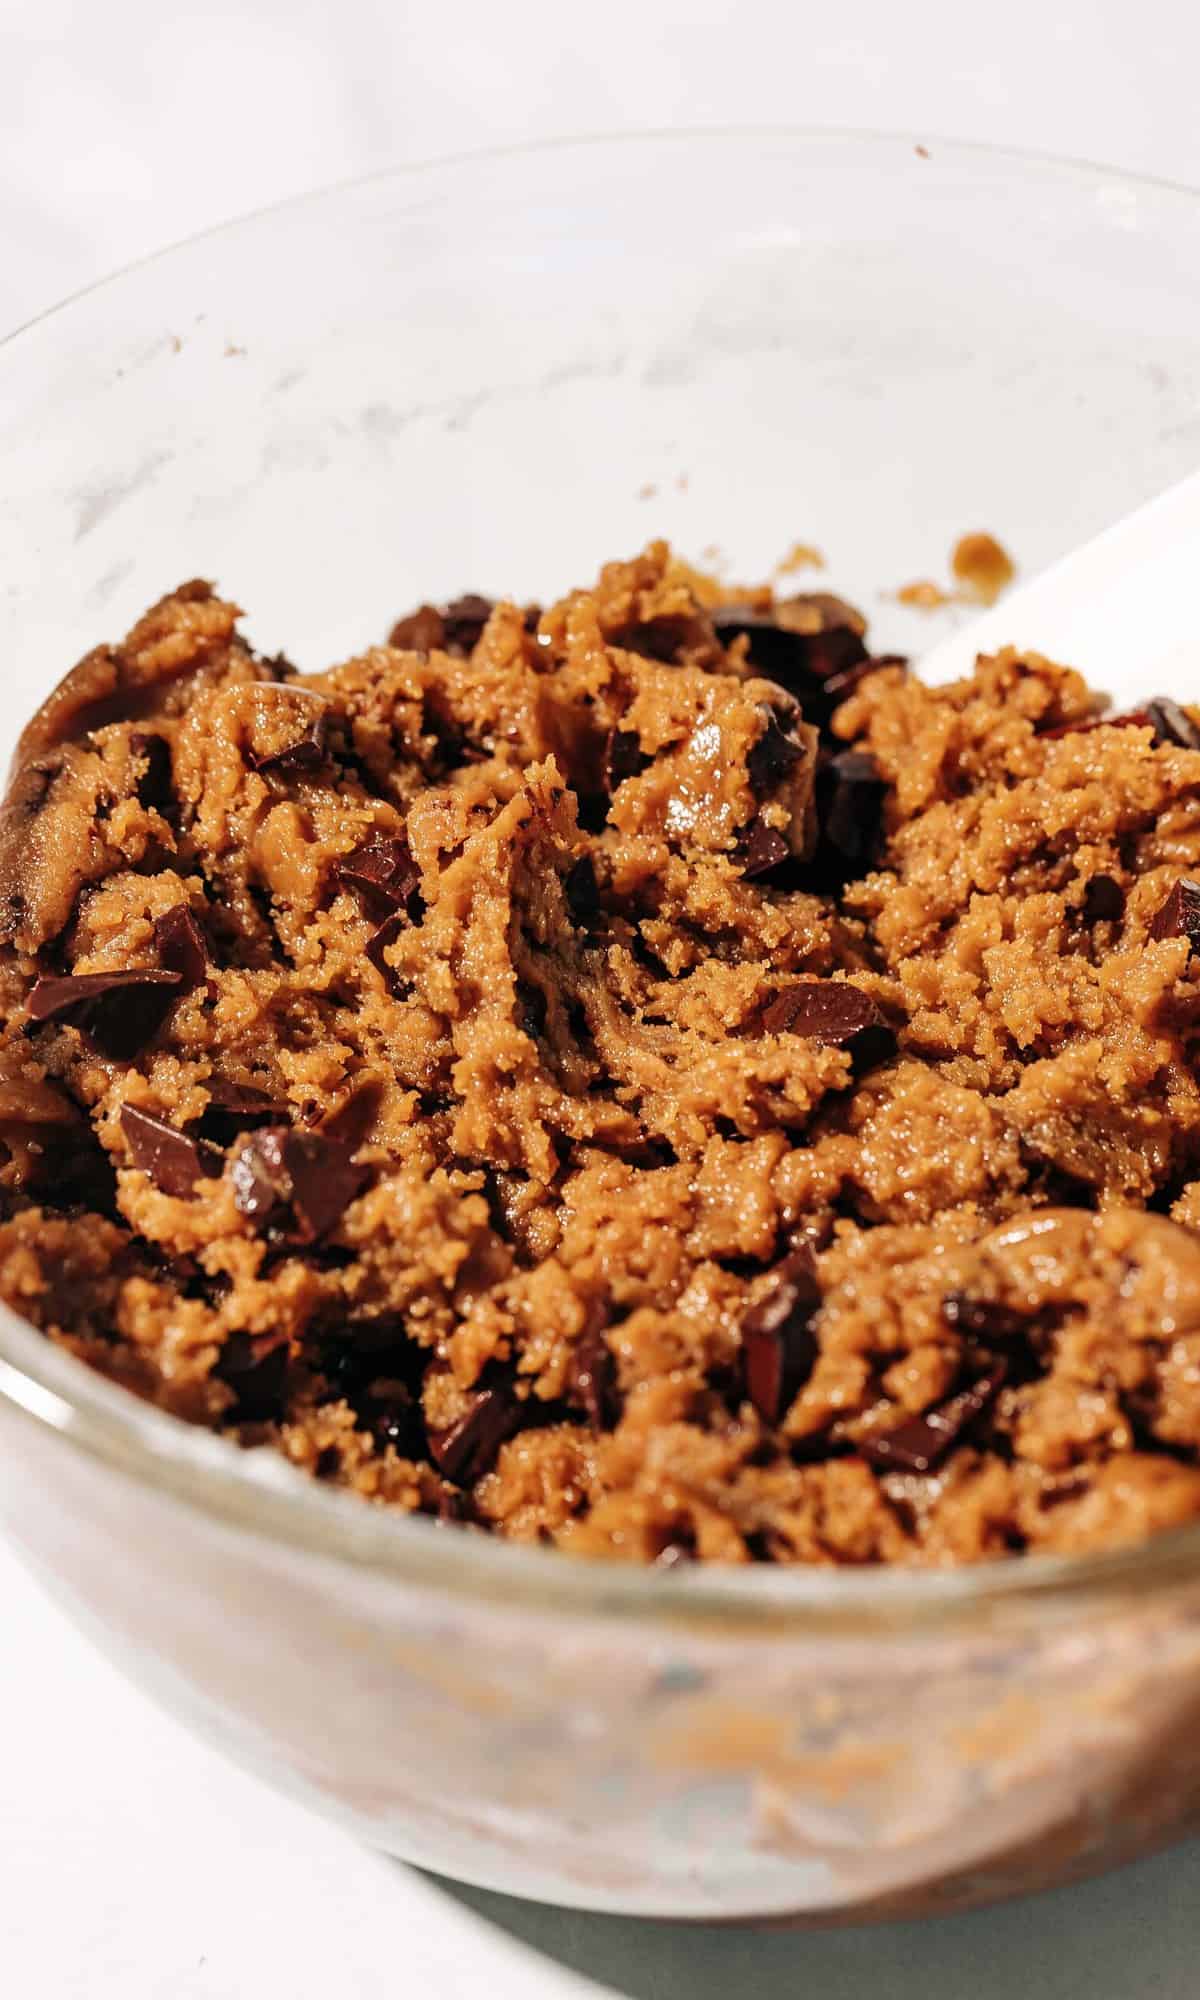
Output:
[918, 466, 1200, 697]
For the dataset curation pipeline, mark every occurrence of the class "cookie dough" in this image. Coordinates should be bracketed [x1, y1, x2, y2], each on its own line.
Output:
[5, 545, 1200, 1566]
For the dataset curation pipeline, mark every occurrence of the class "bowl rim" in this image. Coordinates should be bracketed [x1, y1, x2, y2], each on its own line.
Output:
[4, 124, 1200, 1635]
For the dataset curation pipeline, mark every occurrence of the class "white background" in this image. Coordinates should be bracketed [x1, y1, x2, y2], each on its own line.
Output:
[4, 2, 1200, 1993]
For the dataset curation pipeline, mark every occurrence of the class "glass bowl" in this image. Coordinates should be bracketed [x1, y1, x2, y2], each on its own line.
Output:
[3, 132, 1200, 1924]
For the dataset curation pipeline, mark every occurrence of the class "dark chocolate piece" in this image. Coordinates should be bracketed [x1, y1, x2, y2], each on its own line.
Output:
[197, 1081, 287, 1148]
[440, 594, 495, 653]
[712, 597, 868, 698]
[1080, 873, 1125, 925]
[371, 1388, 424, 1456]
[250, 709, 329, 775]
[153, 904, 209, 991]
[216, 1332, 289, 1423]
[613, 613, 711, 663]
[27, 968, 182, 1061]
[806, 655, 886, 731]
[130, 733, 176, 817]
[517, 981, 548, 1041]
[1041, 707, 1149, 740]
[567, 1322, 620, 1431]
[388, 604, 446, 653]
[319, 1315, 422, 1405]
[336, 836, 420, 914]
[120, 1104, 222, 1196]
[564, 855, 600, 929]
[815, 749, 886, 873]
[746, 705, 805, 794]
[391, 595, 493, 657]
[741, 1248, 821, 1424]
[1147, 698, 1200, 752]
[231, 1128, 369, 1242]
[760, 980, 896, 1068]
[428, 1384, 521, 1485]
[365, 910, 409, 992]
[603, 728, 649, 797]
[739, 818, 790, 879]
[860, 1365, 1007, 1474]
[1150, 878, 1200, 950]
[317, 1080, 382, 1150]
[942, 1292, 1031, 1347]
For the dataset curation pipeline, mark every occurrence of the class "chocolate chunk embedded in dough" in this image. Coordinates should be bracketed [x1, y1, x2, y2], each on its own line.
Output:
[1147, 698, 1200, 752]
[740, 817, 790, 879]
[860, 1366, 1007, 1474]
[759, 980, 895, 1067]
[336, 837, 419, 913]
[27, 968, 183, 1061]
[1150, 878, 1200, 950]
[121, 1104, 223, 1196]
[153, 905, 209, 991]
[1080, 874, 1125, 925]
[230, 1128, 369, 1243]
[741, 1249, 821, 1424]
[429, 1383, 522, 1485]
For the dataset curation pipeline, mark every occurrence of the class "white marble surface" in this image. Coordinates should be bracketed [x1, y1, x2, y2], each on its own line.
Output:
[5, 4, 1200, 1993]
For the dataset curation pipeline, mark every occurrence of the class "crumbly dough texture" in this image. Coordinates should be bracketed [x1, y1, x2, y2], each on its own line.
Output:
[6, 545, 1200, 1566]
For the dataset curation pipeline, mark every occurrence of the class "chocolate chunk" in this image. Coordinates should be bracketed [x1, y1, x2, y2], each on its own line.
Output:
[275, 1130, 369, 1241]
[517, 980, 548, 1040]
[388, 604, 446, 652]
[372, 1387, 424, 1456]
[216, 1333, 289, 1423]
[746, 705, 805, 795]
[613, 612, 711, 663]
[120, 1104, 222, 1196]
[1044, 701, 1200, 751]
[317, 1079, 382, 1151]
[739, 817, 790, 879]
[153, 904, 209, 991]
[565, 855, 600, 929]
[603, 728, 649, 796]
[365, 910, 410, 992]
[440, 594, 495, 653]
[1080, 873, 1125, 925]
[320, 1321, 425, 1455]
[130, 733, 175, 817]
[942, 1292, 1031, 1347]
[250, 710, 329, 775]
[231, 1128, 369, 1242]
[1147, 698, 1200, 751]
[1042, 707, 1150, 740]
[336, 836, 420, 914]
[741, 1248, 821, 1424]
[760, 980, 896, 1068]
[319, 1314, 422, 1404]
[860, 1364, 1007, 1474]
[815, 750, 886, 873]
[27, 968, 182, 1061]
[805, 656, 885, 732]
[429, 1383, 522, 1485]
[1150, 878, 1200, 950]
[391, 595, 494, 658]
[713, 598, 868, 699]
[1038, 1472, 1090, 1512]
[197, 1081, 287, 1148]
[568, 1322, 620, 1431]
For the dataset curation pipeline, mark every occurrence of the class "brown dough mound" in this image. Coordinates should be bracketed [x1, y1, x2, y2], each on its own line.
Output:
[5, 543, 1200, 1567]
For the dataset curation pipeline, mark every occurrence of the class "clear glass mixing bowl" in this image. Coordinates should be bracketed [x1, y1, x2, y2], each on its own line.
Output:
[3, 132, 1200, 1923]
